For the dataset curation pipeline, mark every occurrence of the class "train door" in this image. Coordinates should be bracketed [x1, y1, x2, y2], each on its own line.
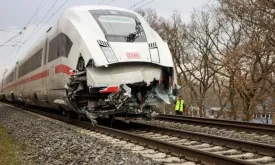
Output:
[46, 33, 65, 106]
[47, 34, 63, 90]
[14, 65, 18, 101]
[41, 37, 49, 106]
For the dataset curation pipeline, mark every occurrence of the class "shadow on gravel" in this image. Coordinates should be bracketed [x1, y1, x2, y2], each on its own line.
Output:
[96, 118, 148, 130]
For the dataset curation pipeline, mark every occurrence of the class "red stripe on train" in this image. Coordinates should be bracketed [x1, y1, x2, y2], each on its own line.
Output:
[55, 64, 74, 75]
[31, 70, 49, 81]
[3, 64, 72, 90]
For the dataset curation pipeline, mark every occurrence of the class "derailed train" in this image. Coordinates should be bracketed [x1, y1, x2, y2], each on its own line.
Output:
[0, 5, 179, 122]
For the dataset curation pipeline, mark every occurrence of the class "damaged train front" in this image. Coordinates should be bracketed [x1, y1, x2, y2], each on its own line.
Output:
[65, 8, 180, 122]
[86, 62, 179, 119]
[66, 58, 179, 122]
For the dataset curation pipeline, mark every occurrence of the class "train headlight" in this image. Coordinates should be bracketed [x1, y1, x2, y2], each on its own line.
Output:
[101, 47, 118, 63]
[150, 48, 160, 63]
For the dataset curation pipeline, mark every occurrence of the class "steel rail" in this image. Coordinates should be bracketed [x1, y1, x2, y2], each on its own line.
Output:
[96, 126, 256, 165]
[128, 122, 275, 157]
[1, 102, 258, 165]
[158, 114, 275, 135]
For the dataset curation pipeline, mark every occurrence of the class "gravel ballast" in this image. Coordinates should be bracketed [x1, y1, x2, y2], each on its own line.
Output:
[0, 103, 165, 165]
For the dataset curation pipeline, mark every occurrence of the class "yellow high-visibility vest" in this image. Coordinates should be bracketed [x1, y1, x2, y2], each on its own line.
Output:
[175, 100, 184, 112]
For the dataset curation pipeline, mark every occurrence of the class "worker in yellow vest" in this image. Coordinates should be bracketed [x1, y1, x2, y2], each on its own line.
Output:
[175, 95, 184, 115]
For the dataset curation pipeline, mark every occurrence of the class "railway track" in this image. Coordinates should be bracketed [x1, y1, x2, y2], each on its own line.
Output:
[157, 114, 275, 135]
[2, 102, 275, 165]
[126, 122, 275, 157]
[125, 122, 275, 164]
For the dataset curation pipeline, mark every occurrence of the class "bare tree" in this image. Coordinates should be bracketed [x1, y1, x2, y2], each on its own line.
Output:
[206, 7, 246, 120]
[138, 4, 275, 120]
[234, 36, 275, 121]
[219, 0, 275, 48]
[182, 10, 222, 117]
[135, 8, 165, 36]
[160, 11, 201, 112]
[218, 0, 275, 121]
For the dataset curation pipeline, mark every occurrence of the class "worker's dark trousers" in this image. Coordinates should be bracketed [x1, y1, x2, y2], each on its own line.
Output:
[175, 111, 183, 115]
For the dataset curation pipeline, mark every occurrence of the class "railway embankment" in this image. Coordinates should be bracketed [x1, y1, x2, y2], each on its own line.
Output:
[0, 103, 160, 165]
[0, 124, 20, 165]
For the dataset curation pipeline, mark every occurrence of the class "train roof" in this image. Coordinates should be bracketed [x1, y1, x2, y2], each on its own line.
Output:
[16, 5, 138, 63]
[65, 5, 136, 13]
[2, 5, 156, 80]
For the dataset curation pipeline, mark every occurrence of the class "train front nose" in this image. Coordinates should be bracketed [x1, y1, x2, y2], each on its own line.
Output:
[85, 63, 172, 115]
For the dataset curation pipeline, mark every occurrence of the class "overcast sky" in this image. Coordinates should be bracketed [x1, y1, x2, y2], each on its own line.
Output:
[0, 0, 208, 77]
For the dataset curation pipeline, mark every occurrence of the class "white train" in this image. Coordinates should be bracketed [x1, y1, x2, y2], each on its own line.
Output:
[1, 5, 178, 122]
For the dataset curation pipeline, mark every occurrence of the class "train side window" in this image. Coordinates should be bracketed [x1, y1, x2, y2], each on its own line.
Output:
[30, 49, 42, 71]
[22, 63, 26, 77]
[19, 62, 26, 78]
[6, 72, 14, 84]
[23, 62, 28, 76]
[48, 36, 59, 62]
[19, 64, 23, 78]
[48, 33, 73, 62]
[18, 49, 42, 78]
[59, 33, 73, 58]
[19, 60, 28, 78]
[26, 59, 31, 74]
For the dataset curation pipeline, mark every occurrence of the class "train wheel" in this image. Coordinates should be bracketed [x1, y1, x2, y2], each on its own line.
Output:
[23, 103, 30, 110]
[78, 114, 86, 121]
[66, 111, 72, 118]
[16, 101, 21, 107]
[62, 110, 71, 118]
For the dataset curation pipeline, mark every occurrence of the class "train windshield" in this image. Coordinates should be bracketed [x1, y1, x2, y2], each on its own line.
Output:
[90, 10, 147, 42]
[98, 15, 136, 36]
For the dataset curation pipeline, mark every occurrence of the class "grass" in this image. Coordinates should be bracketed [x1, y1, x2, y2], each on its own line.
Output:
[0, 125, 20, 165]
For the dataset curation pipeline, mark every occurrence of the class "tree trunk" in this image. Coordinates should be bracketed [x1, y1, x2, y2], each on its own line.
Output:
[243, 98, 251, 121]
[230, 95, 236, 120]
